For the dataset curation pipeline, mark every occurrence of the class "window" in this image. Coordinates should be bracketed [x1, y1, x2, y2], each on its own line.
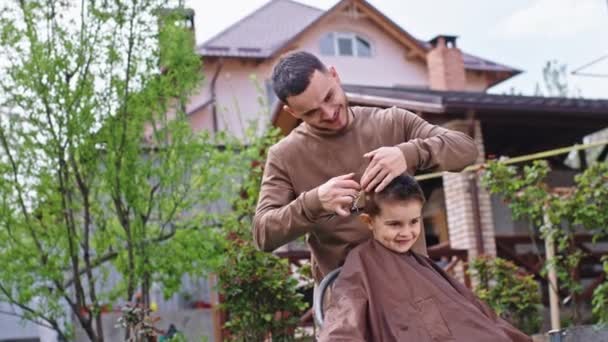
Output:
[337, 36, 353, 56]
[319, 32, 335, 55]
[355, 36, 371, 57]
[319, 32, 373, 57]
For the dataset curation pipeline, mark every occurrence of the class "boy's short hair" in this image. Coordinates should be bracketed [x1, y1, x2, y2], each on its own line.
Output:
[363, 174, 425, 216]
[271, 51, 327, 104]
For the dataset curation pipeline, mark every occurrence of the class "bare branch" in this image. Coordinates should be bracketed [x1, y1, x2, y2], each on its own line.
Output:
[0, 283, 66, 338]
[0, 309, 55, 330]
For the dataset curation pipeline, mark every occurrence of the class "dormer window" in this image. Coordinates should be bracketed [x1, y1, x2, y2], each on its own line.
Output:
[319, 32, 373, 57]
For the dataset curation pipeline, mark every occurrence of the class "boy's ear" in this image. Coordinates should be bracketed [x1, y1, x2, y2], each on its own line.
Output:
[359, 213, 373, 231]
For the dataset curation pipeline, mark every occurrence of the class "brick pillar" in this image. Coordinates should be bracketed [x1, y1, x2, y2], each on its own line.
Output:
[427, 35, 467, 91]
[442, 120, 496, 267]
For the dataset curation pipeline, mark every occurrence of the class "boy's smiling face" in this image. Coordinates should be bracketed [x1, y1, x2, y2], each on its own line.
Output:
[361, 199, 423, 254]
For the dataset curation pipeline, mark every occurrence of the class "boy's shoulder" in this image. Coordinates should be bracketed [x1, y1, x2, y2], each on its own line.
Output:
[345, 239, 374, 258]
[340, 239, 374, 271]
[343, 239, 401, 267]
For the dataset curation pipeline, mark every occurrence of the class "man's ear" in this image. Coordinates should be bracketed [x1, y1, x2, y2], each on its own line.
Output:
[328, 66, 340, 82]
[359, 213, 373, 231]
[283, 104, 298, 118]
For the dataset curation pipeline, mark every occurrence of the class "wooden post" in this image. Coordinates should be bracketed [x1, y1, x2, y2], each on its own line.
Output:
[209, 274, 224, 342]
[543, 209, 561, 330]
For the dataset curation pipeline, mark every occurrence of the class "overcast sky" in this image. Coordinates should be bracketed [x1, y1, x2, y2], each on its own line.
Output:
[186, 0, 608, 99]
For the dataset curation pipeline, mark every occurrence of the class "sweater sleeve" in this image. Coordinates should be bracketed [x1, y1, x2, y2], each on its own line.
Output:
[252, 148, 326, 251]
[391, 107, 479, 173]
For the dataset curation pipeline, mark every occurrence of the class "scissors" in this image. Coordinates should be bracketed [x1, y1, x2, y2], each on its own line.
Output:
[320, 190, 366, 222]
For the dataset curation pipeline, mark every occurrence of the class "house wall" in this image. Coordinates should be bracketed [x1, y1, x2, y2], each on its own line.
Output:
[191, 59, 275, 137]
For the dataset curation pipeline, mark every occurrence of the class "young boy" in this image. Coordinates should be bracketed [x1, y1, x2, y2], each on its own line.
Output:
[319, 175, 531, 342]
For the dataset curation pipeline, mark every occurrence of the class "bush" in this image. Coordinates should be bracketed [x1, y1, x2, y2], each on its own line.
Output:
[592, 258, 608, 325]
[469, 256, 542, 335]
[218, 235, 307, 341]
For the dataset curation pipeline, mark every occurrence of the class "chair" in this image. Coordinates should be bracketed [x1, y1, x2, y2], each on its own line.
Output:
[312, 267, 342, 329]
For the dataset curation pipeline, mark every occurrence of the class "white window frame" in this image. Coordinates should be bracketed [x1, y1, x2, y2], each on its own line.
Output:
[320, 32, 373, 58]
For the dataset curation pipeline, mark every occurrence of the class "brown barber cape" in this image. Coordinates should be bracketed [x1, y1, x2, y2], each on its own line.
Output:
[319, 239, 531, 342]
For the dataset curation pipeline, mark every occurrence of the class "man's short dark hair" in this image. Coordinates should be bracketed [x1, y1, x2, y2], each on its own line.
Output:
[271, 51, 327, 104]
[363, 175, 425, 216]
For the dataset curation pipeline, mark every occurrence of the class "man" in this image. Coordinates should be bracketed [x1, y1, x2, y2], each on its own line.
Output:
[253, 51, 478, 282]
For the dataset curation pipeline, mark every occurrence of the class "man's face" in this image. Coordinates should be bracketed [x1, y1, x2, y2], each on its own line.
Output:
[364, 199, 423, 254]
[284, 68, 349, 131]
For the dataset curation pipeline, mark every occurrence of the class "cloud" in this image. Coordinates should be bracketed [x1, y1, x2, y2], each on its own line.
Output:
[494, 0, 606, 39]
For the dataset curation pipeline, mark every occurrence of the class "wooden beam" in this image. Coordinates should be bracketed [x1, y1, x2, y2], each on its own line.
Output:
[580, 273, 607, 301]
[299, 307, 314, 325]
[597, 143, 608, 161]
[443, 257, 461, 274]
[496, 242, 543, 278]
[578, 147, 588, 170]
[354, 0, 427, 60]
[495, 233, 596, 245]
[274, 250, 310, 260]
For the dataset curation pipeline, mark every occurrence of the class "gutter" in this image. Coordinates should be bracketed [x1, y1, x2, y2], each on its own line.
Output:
[345, 92, 445, 113]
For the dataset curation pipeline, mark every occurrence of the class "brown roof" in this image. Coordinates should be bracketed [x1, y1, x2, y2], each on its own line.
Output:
[343, 84, 608, 116]
[197, 0, 520, 76]
[197, 0, 323, 58]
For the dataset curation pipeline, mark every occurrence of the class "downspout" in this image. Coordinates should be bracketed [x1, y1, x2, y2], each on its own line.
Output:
[210, 59, 223, 133]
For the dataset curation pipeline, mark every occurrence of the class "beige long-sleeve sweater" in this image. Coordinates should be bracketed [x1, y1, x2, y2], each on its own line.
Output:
[253, 106, 478, 281]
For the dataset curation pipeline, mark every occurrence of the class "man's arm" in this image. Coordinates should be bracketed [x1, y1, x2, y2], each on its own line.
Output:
[252, 149, 323, 251]
[396, 107, 478, 173]
[361, 107, 478, 192]
[253, 149, 359, 251]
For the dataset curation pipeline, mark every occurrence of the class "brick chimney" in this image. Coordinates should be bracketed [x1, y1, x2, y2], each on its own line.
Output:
[427, 35, 466, 91]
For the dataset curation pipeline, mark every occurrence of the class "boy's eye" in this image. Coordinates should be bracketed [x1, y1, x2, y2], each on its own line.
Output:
[410, 218, 420, 225]
[324, 92, 333, 102]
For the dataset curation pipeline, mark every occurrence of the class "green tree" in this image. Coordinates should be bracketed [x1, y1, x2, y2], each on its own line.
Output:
[534, 60, 582, 98]
[0, 0, 257, 340]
